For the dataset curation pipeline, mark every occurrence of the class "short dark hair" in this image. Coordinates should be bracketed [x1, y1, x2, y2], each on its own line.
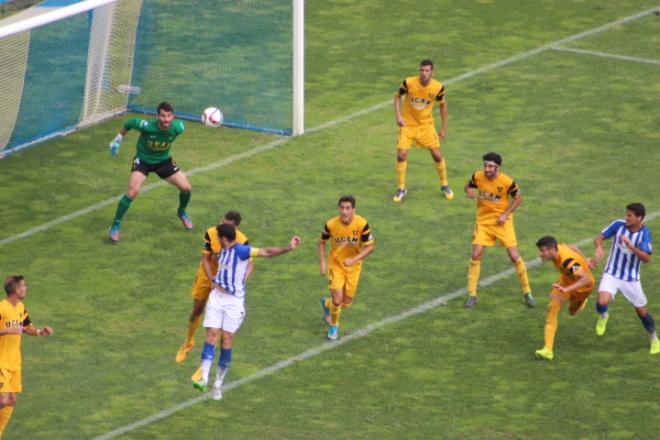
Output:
[338, 195, 356, 208]
[626, 203, 646, 219]
[482, 152, 502, 166]
[4, 275, 24, 295]
[224, 210, 242, 226]
[420, 59, 434, 69]
[536, 236, 558, 250]
[157, 101, 174, 114]
[217, 223, 236, 242]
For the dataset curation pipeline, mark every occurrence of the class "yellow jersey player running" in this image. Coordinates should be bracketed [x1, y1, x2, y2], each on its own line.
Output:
[393, 59, 453, 202]
[176, 211, 250, 365]
[535, 236, 595, 360]
[319, 196, 375, 340]
[0, 276, 53, 438]
[464, 152, 534, 308]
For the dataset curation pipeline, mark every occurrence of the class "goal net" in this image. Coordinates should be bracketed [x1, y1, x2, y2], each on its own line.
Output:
[0, 0, 298, 158]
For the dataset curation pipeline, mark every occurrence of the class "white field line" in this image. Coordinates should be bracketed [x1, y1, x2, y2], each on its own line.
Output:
[1, 6, 658, 248]
[551, 46, 660, 66]
[91, 211, 659, 440]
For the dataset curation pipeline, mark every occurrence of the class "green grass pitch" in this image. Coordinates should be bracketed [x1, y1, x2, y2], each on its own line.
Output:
[0, 1, 658, 439]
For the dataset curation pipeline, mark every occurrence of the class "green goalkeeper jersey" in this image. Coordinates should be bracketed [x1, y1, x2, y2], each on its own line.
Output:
[124, 118, 185, 164]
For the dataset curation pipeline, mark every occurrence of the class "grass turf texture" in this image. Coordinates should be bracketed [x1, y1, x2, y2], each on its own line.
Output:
[0, 1, 659, 438]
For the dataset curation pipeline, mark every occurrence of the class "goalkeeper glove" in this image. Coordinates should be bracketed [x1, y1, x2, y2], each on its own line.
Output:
[109, 134, 123, 156]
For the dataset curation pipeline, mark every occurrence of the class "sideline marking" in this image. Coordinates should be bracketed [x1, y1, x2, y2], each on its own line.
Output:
[2, 6, 657, 248]
[552, 46, 660, 66]
[91, 212, 659, 440]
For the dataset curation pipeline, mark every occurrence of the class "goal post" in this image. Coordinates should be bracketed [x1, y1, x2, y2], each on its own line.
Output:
[0, 0, 304, 158]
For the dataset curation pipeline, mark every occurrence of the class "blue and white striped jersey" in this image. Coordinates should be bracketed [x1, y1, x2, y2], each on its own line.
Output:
[213, 243, 254, 298]
[602, 220, 653, 282]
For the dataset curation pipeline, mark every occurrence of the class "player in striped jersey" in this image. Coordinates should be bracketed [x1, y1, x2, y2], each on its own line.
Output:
[192, 224, 300, 400]
[175, 211, 250, 365]
[591, 203, 658, 354]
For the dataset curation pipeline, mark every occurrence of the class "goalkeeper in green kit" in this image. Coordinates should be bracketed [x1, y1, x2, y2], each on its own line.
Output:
[107, 101, 193, 242]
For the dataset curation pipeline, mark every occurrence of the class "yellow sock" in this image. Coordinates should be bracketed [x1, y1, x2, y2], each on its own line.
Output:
[328, 300, 342, 327]
[434, 159, 448, 186]
[186, 314, 202, 345]
[514, 257, 531, 294]
[467, 259, 481, 295]
[341, 301, 352, 310]
[544, 299, 561, 351]
[395, 161, 407, 189]
[0, 406, 14, 437]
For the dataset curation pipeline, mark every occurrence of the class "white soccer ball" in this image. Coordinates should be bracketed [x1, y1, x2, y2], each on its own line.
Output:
[201, 107, 223, 127]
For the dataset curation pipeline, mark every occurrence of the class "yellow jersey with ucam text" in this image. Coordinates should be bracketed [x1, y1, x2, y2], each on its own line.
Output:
[321, 215, 374, 268]
[468, 170, 521, 226]
[396, 75, 446, 126]
[0, 299, 31, 370]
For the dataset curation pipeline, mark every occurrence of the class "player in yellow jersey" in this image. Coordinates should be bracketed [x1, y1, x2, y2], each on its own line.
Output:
[0, 275, 53, 438]
[464, 152, 534, 308]
[534, 236, 595, 360]
[318, 196, 375, 340]
[393, 59, 453, 202]
[175, 211, 251, 365]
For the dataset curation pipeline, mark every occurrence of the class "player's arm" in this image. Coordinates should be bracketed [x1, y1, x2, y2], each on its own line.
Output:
[437, 86, 447, 139]
[201, 252, 215, 281]
[20, 315, 53, 337]
[464, 173, 478, 199]
[394, 80, 407, 127]
[23, 325, 53, 337]
[497, 183, 522, 225]
[318, 224, 331, 277]
[344, 224, 375, 267]
[552, 265, 591, 293]
[620, 235, 652, 263]
[593, 233, 607, 261]
[253, 236, 301, 258]
[344, 243, 375, 267]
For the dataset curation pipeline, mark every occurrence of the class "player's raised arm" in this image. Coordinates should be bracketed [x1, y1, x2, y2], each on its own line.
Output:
[255, 236, 301, 257]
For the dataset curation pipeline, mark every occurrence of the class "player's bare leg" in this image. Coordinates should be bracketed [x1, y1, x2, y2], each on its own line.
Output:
[0, 392, 17, 437]
[109, 171, 147, 242]
[393, 149, 409, 202]
[165, 171, 193, 229]
[506, 246, 535, 306]
[176, 298, 206, 363]
[429, 147, 453, 199]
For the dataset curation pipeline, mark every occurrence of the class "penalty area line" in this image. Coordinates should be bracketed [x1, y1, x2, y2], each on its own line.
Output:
[91, 211, 659, 440]
[1, 6, 657, 248]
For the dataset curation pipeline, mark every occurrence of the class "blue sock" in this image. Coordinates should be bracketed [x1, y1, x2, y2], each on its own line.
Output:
[218, 348, 232, 369]
[596, 302, 608, 315]
[640, 313, 656, 334]
[202, 342, 215, 361]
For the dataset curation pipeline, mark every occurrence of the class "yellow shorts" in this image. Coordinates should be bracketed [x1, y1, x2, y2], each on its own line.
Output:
[552, 279, 594, 314]
[191, 269, 213, 301]
[0, 368, 22, 393]
[396, 124, 440, 149]
[328, 264, 362, 297]
[472, 221, 517, 248]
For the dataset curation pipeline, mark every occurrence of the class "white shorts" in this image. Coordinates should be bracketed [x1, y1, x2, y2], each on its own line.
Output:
[203, 288, 246, 333]
[598, 273, 648, 308]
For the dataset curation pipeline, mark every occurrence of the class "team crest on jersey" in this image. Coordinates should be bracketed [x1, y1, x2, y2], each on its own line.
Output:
[352, 230, 358, 235]
[497, 187, 503, 192]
